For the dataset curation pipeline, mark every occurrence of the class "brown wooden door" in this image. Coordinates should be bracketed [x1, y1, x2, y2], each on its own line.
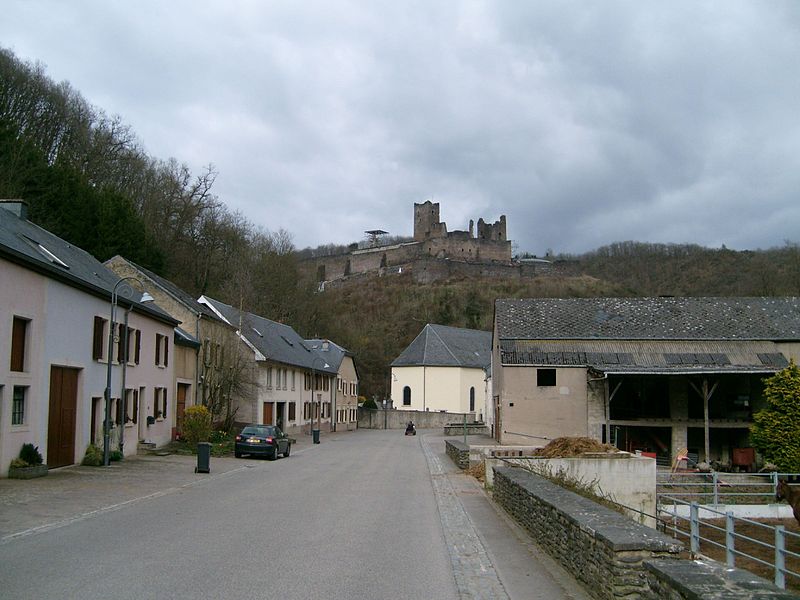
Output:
[176, 383, 189, 433]
[47, 366, 79, 468]
[263, 402, 274, 425]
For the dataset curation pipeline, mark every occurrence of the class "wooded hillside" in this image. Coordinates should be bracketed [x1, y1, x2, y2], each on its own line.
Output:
[2, 47, 798, 400]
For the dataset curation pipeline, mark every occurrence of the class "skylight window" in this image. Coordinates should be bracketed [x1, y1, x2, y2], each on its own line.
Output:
[21, 235, 69, 268]
[281, 335, 294, 347]
[252, 327, 263, 337]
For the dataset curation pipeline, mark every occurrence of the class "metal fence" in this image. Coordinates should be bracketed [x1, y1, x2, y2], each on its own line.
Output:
[657, 471, 795, 505]
[659, 496, 800, 589]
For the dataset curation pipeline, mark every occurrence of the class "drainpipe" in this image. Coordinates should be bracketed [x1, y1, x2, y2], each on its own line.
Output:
[194, 312, 201, 405]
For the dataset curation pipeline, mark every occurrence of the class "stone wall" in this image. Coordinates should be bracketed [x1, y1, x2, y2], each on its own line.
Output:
[443, 423, 488, 436]
[445, 440, 470, 469]
[493, 467, 682, 600]
[643, 559, 794, 599]
[358, 407, 475, 430]
[493, 466, 792, 599]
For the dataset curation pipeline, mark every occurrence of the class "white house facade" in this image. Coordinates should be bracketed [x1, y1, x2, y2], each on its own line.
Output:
[391, 324, 491, 419]
[1, 201, 179, 476]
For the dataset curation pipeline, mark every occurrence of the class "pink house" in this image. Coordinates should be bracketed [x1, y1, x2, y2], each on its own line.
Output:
[0, 201, 179, 476]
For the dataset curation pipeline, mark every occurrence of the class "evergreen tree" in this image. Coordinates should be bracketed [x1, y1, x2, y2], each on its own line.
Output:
[750, 362, 800, 472]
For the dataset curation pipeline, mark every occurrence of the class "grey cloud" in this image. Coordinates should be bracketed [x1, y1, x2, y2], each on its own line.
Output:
[2, 1, 799, 254]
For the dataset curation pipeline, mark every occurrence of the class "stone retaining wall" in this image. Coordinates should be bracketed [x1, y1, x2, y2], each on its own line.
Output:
[493, 466, 682, 599]
[445, 440, 470, 470]
[493, 466, 792, 599]
[443, 424, 488, 436]
[358, 408, 473, 430]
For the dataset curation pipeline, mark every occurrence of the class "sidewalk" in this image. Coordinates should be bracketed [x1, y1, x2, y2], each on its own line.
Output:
[0, 431, 317, 543]
[424, 432, 591, 600]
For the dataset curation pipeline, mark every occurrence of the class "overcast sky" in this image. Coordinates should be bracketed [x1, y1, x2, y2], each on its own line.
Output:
[3, 1, 799, 255]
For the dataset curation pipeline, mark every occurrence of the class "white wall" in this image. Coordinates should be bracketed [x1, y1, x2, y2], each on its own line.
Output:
[485, 454, 657, 527]
[391, 365, 486, 416]
[1, 257, 177, 475]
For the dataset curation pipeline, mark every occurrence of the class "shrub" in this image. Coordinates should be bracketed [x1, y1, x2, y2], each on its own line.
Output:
[751, 361, 800, 472]
[109, 450, 123, 462]
[182, 405, 212, 445]
[361, 397, 378, 409]
[19, 443, 43, 466]
[82, 444, 103, 466]
[10, 458, 29, 469]
[209, 429, 230, 444]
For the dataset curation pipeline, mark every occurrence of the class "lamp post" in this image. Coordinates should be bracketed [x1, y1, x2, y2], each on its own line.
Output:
[104, 276, 152, 466]
[311, 357, 329, 444]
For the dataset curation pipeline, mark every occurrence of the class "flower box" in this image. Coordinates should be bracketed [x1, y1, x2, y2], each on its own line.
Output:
[8, 464, 49, 479]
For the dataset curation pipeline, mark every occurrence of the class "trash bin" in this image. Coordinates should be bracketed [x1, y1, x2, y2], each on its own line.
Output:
[312, 429, 320, 444]
[196, 442, 211, 473]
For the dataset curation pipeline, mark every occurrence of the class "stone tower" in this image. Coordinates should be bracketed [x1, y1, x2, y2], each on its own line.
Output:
[414, 201, 442, 241]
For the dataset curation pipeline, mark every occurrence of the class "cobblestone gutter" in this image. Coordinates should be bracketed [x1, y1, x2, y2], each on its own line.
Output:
[493, 467, 794, 599]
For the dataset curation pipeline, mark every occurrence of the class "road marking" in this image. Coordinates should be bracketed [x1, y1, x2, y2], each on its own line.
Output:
[0, 450, 309, 545]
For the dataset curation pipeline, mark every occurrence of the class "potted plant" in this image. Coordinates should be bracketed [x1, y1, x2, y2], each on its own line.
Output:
[8, 443, 48, 479]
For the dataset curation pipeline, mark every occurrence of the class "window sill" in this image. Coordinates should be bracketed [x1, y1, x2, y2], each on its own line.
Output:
[125, 422, 135, 428]
[10, 425, 30, 432]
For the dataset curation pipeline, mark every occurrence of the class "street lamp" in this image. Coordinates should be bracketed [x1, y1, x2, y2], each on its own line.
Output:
[311, 356, 329, 444]
[104, 276, 153, 466]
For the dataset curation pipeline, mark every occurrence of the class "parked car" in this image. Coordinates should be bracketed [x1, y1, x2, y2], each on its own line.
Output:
[234, 425, 291, 459]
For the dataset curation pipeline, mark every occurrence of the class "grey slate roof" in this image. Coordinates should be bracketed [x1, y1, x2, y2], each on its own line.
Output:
[495, 297, 800, 341]
[174, 327, 201, 348]
[391, 324, 491, 368]
[200, 296, 337, 373]
[107, 256, 224, 323]
[305, 339, 352, 372]
[0, 205, 177, 325]
[499, 339, 788, 374]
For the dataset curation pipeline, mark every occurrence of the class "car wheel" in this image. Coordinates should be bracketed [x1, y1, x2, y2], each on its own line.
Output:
[269, 448, 278, 460]
[284, 443, 291, 457]
[234, 451, 242, 458]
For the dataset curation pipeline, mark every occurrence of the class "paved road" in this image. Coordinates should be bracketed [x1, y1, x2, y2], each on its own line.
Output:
[0, 429, 588, 600]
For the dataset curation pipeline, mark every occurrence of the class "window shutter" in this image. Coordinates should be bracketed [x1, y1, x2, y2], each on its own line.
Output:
[133, 390, 139, 424]
[93, 316, 105, 360]
[155, 334, 161, 365]
[116, 398, 123, 425]
[162, 389, 167, 418]
[164, 337, 169, 367]
[11, 317, 27, 371]
[117, 324, 125, 363]
[135, 330, 141, 364]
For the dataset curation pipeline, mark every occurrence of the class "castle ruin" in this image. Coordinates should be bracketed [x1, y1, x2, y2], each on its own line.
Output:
[306, 201, 541, 285]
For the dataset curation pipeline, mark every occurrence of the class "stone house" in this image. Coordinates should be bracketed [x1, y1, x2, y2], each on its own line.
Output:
[492, 297, 800, 466]
[0, 201, 179, 475]
[306, 339, 360, 431]
[199, 296, 338, 435]
[105, 256, 241, 432]
[391, 324, 491, 420]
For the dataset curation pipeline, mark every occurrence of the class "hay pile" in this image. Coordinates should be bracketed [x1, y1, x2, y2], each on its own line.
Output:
[466, 461, 485, 482]
[534, 437, 619, 458]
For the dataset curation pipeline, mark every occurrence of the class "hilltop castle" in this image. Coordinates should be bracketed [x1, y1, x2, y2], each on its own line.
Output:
[306, 201, 544, 285]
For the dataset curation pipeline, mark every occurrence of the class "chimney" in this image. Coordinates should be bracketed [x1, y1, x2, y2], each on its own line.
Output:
[322, 340, 329, 351]
[0, 199, 29, 220]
